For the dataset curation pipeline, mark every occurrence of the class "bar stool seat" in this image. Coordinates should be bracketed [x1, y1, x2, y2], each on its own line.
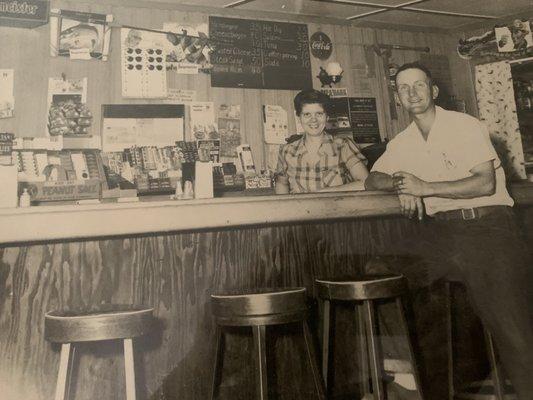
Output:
[45, 305, 154, 400]
[316, 274, 407, 301]
[316, 274, 424, 400]
[210, 287, 325, 400]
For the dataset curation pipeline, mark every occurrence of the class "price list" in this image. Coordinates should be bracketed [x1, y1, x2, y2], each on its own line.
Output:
[209, 17, 312, 90]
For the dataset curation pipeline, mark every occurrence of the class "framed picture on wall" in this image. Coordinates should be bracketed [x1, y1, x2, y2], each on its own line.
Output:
[50, 9, 113, 60]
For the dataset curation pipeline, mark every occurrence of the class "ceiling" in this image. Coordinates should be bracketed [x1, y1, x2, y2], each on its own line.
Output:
[152, 0, 533, 32]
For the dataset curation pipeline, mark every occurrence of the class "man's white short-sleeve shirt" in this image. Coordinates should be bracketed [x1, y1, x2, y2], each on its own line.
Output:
[371, 106, 513, 215]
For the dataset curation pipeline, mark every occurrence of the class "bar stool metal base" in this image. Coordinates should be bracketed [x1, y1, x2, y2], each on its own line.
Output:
[210, 287, 325, 400]
[316, 275, 424, 400]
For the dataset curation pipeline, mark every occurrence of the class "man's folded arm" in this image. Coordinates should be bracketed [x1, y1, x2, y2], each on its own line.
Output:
[365, 171, 395, 191]
[394, 160, 496, 199]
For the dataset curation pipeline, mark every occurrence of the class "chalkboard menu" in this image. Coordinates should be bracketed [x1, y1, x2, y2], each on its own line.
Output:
[209, 16, 312, 90]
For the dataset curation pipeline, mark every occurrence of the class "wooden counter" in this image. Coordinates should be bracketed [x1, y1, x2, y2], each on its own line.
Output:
[1, 184, 532, 400]
[0, 190, 400, 244]
[2, 180, 533, 244]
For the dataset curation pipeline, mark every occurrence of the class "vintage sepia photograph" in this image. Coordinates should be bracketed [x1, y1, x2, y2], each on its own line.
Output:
[1, 0, 533, 400]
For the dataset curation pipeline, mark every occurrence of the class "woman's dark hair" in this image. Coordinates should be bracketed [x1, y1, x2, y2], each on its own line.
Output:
[293, 89, 330, 116]
[394, 62, 433, 85]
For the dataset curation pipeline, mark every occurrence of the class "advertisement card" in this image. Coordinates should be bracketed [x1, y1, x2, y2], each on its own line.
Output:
[47, 77, 92, 137]
[263, 105, 288, 145]
[50, 9, 113, 60]
[218, 104, 241, 157]
[163, 22, 213, 74]
[190, 101, 219, 140]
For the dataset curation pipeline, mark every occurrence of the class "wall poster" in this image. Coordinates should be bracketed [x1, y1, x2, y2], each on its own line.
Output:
[163, 22, 213, 74]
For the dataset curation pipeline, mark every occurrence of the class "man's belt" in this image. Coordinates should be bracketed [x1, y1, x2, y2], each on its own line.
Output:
[432, 205, 508, 221]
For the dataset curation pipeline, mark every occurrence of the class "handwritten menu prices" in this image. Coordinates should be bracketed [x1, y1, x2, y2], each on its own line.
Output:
[209, 16, 312, 90]
[349, 98, 381, 143]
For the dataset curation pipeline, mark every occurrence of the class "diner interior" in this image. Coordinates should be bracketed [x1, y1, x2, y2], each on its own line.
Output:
[1, 1, 533, 399]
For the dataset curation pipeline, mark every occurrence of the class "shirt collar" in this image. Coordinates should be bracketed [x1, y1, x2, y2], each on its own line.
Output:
[318, 133, 337, 156]
[290, 133, 337, 157]
[405, 105, 444, 142]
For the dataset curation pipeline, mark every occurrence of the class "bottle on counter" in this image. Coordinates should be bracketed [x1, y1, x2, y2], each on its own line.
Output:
[173, 181, 183, 200]
[19, 188, 31, 208]
[183, 180, 194, 199]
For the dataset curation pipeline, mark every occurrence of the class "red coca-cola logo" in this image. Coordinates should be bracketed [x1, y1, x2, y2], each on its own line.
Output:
[310, 32, 333, 60]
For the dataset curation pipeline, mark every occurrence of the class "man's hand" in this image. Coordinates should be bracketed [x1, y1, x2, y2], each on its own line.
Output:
[393, 172, 430, 197]
[398, 194, 425, 220]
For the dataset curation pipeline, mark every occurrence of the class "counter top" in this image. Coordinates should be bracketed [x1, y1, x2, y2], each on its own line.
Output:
[0, 191, 401, 244]
[1, 182, 532, 245]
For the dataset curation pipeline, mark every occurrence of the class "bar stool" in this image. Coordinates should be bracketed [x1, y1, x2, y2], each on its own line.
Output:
[210, 287, 325, 400]
[445, 282, 514, 400]
[316, 274, 424, 400]
[44, 305, 154, 400]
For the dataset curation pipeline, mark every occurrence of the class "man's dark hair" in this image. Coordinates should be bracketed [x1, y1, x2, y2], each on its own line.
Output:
[394, 62, 433, 85]
[293, 89, 330, 116]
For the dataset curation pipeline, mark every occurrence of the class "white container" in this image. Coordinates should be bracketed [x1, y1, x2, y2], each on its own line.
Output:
[19, 188, 31, 208]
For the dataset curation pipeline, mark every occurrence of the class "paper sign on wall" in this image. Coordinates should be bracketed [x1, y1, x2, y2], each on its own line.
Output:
[101, 104, 185, 152]
[263, 105, 288, 145]
[102, 118, 183, 152]
[190, 102, 218, 140]
[218, 104, 241, 157]
[121, 28, 167, 98]
[166, 88, 197, 103]
[0, 69, 14, 118]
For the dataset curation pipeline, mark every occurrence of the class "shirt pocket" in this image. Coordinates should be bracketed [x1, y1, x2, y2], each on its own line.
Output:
[321, 165, 343, 187]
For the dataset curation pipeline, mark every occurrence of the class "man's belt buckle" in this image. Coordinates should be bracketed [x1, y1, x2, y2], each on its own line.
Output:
[461, 208, 476, 220]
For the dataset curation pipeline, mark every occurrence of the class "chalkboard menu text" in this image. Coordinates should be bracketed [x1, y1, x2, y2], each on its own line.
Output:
[209, 16, 312, 90]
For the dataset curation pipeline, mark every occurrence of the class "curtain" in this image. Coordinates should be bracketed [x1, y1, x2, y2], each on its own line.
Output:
[475, 61, 525, 180]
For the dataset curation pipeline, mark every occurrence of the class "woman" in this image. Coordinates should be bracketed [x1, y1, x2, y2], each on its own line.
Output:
[275, 89, 369, 194]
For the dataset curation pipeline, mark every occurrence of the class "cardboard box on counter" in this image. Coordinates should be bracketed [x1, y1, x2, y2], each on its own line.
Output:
[25, 179, 101, 202]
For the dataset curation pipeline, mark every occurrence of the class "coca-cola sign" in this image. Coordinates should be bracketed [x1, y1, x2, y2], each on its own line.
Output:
[310, 31, 333, 60]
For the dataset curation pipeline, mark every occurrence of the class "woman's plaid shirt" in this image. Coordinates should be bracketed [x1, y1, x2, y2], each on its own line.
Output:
[275, 133, 367, 193]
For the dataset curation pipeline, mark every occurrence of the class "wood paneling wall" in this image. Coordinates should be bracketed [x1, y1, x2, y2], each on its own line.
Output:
[0, 0, 459, 171]
[0, 217, 427, 400]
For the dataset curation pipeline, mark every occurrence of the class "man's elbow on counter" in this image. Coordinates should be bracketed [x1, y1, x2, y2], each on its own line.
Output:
[483, 179, 496, 197]
[477, 174, 496, 197]
[364, 176, 374, 191]
[364, 172, 385, 191]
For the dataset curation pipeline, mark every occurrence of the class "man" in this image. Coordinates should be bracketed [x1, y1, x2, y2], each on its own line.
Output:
[365, 62, 533, 399]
